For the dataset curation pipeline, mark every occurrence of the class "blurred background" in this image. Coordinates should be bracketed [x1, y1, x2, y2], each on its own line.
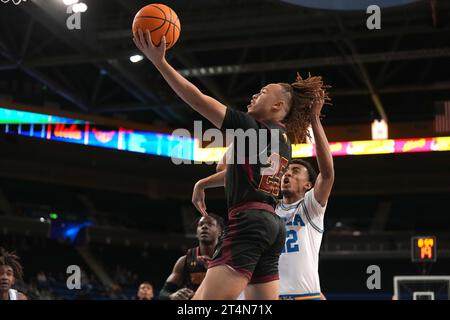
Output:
[0, 0, 449, 300]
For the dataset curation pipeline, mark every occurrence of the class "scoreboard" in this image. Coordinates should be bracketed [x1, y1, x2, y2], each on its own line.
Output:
[0, 107, 195, 160]
[411, 236, 437, 263]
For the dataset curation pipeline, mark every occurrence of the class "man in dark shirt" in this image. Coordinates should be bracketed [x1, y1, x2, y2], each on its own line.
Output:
[159, 215, 223, 300]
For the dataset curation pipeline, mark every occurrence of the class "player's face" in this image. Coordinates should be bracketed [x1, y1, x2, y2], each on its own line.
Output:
[247, 83, 284, 119]
[196, 216, 220, 244]
[137, 283, 154, 300]
[0, 265, 15, 291]
[281, 164, 312, 196]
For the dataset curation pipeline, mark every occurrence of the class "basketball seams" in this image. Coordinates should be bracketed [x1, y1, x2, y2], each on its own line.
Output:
[135, 16, 181, 32]
[152, 4, 180, 33]
[173, 16, 181, 32]
[134, 4, 180, 49]
[165, 5, 172, 38]
[136, 16, 165, 33]
[173, 16, 180, 42]
[172, 15, 176, 46]
[150, 3, 167, 20]
[168, 5, 172, 25]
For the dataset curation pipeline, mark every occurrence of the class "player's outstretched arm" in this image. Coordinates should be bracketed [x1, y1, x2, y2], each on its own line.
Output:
[192, 170, 226, 216]
[311, 90, 334, 207]
[133, 30, 227, 128]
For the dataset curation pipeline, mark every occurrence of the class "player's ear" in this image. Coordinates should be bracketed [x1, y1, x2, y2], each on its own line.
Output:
[273, 100, 285, 111]
[305, 181, 312, 191]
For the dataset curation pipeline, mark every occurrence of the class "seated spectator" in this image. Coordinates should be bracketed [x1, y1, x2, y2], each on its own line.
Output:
[137, 282, 154, 300]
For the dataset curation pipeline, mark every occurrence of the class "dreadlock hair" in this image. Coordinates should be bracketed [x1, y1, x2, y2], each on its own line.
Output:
[0, 247, 24, 280]
[279, 72, 331, 144]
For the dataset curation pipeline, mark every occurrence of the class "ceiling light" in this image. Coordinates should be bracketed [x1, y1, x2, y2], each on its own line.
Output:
[72, 2, 88, 13]
[130, 55, 144, 63]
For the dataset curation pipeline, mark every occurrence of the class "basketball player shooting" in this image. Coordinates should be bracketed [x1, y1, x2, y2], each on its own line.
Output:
[194, 89, 333, 300]
[0, 248, 27, 300]
[133, 29, 329, 299]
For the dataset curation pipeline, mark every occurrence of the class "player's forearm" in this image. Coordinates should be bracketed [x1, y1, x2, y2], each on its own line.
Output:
[311, 115, 334, 179]
[154, 59, 202, 106]
[198, 170, 226, 189]
[216, 149, 228, 172]
[153, 59, 225, 128]
[159, 282, 178, 300]
[216, 162, 226, 172]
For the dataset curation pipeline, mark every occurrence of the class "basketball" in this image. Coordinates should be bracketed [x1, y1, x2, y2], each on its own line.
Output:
[132, 3, 181, 50]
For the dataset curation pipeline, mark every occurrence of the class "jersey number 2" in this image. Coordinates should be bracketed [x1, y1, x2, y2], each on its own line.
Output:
[282, 230, 300, 253]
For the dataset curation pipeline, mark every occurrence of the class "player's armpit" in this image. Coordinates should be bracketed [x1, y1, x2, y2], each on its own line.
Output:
[313, 174, 334, 208]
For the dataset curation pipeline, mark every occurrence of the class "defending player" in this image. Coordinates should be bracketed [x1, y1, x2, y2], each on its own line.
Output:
[276, 88, 333, 300]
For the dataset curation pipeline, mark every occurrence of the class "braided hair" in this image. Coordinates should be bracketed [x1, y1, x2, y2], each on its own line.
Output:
[279, 72, 331, 144]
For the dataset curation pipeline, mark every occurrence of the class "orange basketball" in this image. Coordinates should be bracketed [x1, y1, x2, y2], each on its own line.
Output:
[132, 3, 181, 50]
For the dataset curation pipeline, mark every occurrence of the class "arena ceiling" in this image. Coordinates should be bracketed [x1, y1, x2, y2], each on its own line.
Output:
[0, 0, 449, 128]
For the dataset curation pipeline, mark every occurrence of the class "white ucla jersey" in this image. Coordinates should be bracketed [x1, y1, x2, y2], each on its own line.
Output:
[277, 189, 326, 299]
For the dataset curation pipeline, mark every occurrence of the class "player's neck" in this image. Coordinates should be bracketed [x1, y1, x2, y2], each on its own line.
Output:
[283, 193, 304, 205]
[199, 242, 216, 258]
[255, 114, 284, 126]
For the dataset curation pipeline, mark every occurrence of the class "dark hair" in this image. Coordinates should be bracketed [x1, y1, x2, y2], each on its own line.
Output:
[279, 72, 331, 144]
[196, 213, 226, 243]
[290, 159, 318, 186]
[140, 282, 153, 287]
[0, 248, 24, 280]
[197, 213, 225, 234]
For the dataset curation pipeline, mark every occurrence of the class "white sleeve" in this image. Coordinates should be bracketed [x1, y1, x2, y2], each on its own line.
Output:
[302, 189, 326, 232]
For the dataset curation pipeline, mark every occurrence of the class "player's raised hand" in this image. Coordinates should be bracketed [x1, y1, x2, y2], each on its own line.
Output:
[311, 89, 325, 116]
[192, 181, 208, 217]
[133, 29, 166, 67]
